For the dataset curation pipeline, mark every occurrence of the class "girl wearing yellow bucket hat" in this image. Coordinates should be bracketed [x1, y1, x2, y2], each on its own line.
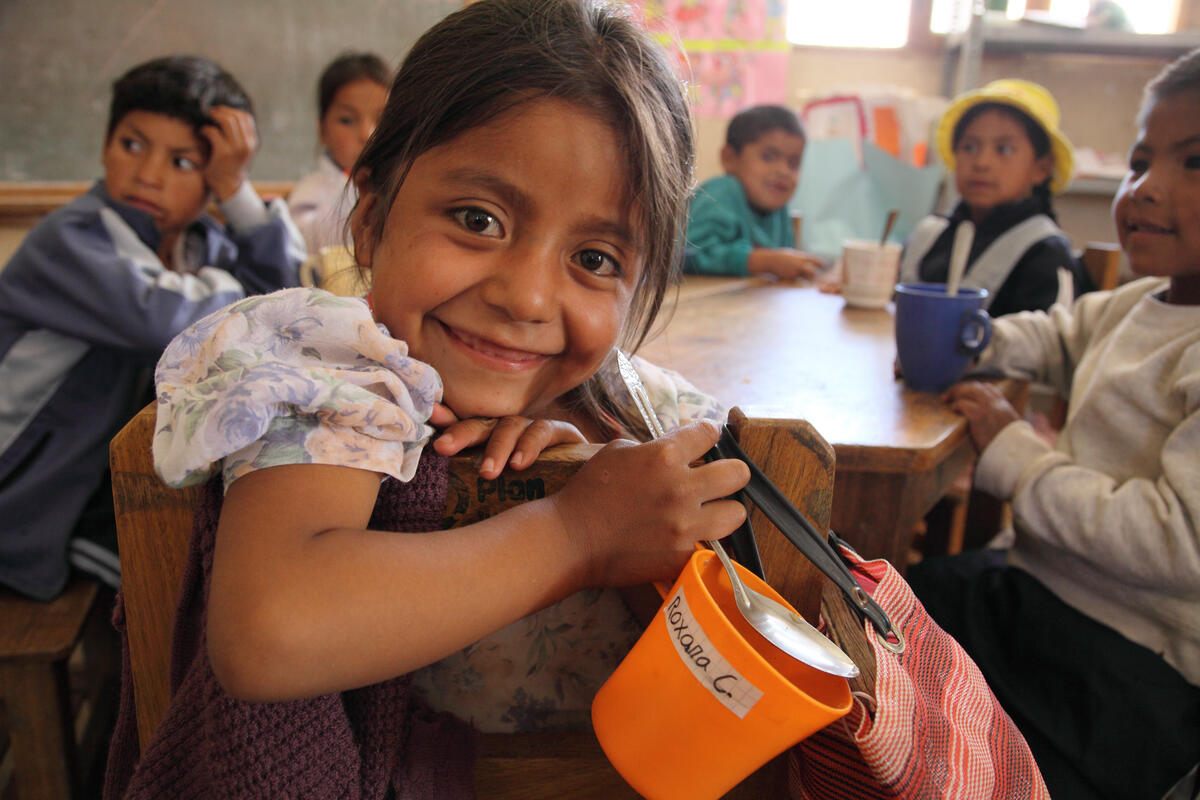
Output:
[898, 79, 1087, 316]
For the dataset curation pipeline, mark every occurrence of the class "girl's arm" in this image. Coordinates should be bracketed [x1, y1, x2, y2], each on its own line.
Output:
[207, 420, 750, 702]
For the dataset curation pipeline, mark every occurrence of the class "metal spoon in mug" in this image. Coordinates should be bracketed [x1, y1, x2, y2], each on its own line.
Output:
[614, 350, 860, 678]
[945, 219, 975, 297]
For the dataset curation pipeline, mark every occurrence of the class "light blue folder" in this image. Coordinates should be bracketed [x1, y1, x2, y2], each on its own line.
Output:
[790, 139, 945, 264]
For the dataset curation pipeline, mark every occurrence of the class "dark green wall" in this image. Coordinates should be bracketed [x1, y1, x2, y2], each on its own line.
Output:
[0, 0, 459, 180]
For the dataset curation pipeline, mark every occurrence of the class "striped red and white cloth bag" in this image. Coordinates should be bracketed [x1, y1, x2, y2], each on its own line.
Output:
[789, 545, 1049, 800]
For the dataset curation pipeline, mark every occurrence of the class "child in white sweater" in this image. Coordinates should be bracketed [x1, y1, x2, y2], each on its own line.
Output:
[909, 49, 1200, 800]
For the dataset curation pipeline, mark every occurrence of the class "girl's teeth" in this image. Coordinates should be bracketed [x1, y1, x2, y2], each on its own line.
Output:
[458, 329, 537, 361]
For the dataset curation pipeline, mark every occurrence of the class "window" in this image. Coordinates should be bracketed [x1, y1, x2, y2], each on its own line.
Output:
[786, 0, 912, 48]
[931, 0, 1182, 34]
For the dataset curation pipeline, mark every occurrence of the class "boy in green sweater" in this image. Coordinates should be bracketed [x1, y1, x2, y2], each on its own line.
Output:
[684, 104, 825, 279]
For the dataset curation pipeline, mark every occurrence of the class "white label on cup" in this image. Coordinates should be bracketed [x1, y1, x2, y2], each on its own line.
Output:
[663, 587, 764, 718]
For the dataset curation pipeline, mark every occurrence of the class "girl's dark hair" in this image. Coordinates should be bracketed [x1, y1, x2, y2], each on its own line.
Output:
[317, 52, 392, 119]
[1140, 46, 1200, 124]
[106, 56, 253, 142]
[352, 0, 694, 438]
[725, 104, 805, 153]
[952, 101, 1057, 222]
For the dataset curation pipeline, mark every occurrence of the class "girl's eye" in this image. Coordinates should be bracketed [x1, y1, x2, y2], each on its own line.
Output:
[997, 143, 1015, 156]
[958, 141, 978, 155]
[1128, 157, 1148, 174]
[173, 156, 199, 172]
[574, 249, 621, 277]
[337, 115, 356, 126]
[121, 137, 144, 154]
[452, 207, 502, 237]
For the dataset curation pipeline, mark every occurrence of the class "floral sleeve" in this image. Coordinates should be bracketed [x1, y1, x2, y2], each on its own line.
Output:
[153, 287, 442, 490]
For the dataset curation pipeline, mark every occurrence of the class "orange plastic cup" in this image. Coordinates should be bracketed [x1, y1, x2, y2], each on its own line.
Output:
[592, 550, 852, 799]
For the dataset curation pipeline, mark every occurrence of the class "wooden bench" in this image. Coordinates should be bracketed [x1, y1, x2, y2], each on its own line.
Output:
[0, 579, 119, 799]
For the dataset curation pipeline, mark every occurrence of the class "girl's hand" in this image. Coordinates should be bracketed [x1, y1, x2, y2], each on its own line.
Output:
[943, 381, 1021, 452]
[201, 106, 258, 202]
[431, 403, 586, 479]
[551, 420, 750, 589]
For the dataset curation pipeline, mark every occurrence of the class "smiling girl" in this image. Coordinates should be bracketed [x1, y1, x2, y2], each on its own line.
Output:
[110, 1, 752, 795]
[899, 79, 1084, 316]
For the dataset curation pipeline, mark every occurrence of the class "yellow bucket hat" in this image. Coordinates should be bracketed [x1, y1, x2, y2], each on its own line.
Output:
[936, 79, 1074, 194]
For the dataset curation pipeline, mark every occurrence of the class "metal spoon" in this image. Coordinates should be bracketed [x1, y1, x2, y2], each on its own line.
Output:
[614, 350, 860, 678]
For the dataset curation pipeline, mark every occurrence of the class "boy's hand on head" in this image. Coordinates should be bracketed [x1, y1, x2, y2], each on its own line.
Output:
[201, 106, 258, 202]
[942, 381, 1021, 453]
[747, 248, 825, 281]
[432, 411, 587, 479]
[551, 420, 750, 589]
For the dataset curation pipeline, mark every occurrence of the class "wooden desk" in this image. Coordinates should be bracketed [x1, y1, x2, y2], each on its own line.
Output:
[639, 276, 1027, 567]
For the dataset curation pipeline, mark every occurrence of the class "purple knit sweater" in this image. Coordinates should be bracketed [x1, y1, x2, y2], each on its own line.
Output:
[104, 450, 477, 799]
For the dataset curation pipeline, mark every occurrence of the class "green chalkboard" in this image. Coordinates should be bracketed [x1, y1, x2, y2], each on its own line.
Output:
[0, 0, 459, 180]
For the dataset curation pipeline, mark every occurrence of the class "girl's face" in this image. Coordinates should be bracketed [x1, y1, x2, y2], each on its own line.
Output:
[357, 97, 644, 420]
[953, 108, 1051, 223]
[319, 79, 388, 172]
[1113, 89, 1200, 285]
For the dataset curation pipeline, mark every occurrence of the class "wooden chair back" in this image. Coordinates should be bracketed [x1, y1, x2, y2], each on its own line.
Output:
[110, 403, 837, 797]
[1082, 242, 1121, 291]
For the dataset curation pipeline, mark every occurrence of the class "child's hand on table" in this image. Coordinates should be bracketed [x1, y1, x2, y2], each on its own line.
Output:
[430, 403, 587, 479]
[201, 106, 259, 202]
[943, 381, 1021, 453]
[551, 420, 750, 587]
[747, 247, 826, 281]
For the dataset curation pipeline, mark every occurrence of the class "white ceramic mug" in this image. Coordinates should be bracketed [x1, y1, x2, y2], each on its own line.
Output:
[841, 239, 901, 310]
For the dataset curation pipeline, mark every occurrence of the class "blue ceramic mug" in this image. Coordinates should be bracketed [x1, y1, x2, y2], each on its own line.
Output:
[894, 283, 992, 393]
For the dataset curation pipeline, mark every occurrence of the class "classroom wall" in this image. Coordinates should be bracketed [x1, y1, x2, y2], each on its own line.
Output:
[0, 0, 459, 182]
[0, 1, 1175, 250]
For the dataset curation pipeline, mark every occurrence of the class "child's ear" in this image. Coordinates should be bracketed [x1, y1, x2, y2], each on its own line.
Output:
[350, 168, 378, 269]
[719, 144, 739, 173]
[1033, 155, 1053, 188]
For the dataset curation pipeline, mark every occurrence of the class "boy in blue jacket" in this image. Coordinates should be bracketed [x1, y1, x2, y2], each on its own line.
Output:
[0, 55, 304, 600]
[684, 104, 824, 279]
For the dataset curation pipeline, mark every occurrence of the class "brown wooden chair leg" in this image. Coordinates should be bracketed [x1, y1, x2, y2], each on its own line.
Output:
[0, 579, 118, 800]
[1, 657, 79, 799]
